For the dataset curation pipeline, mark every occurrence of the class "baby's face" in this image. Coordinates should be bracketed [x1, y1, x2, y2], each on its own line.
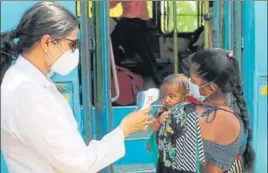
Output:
[160, 83, 185, 109]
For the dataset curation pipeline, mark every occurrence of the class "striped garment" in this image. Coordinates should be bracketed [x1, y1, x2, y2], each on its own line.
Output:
[157, 103, 205, 172]
[175, 104, 243, 173]
[158, 103, 242, 172]
[171, 104, 205, 172]
[226, 157, 243, 173]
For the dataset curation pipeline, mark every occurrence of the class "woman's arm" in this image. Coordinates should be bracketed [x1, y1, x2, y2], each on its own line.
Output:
[15, 92, 124, 173]
[15, 87, 151, 173]
[205, 164, 225, 173]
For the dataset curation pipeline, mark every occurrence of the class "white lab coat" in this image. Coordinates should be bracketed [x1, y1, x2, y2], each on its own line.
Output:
[1, 56, 125, 173]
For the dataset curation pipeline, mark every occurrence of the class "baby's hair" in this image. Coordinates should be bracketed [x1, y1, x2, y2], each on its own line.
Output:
[161, 73, 188, 95]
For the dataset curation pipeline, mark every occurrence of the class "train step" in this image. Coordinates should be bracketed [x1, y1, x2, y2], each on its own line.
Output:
[114, 164, 156, 173]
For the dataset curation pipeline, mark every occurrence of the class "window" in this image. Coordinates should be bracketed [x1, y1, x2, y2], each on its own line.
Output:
[109, 1, 153, 18]
[76, 1, 153, 19]
[160, 1, 201, 33]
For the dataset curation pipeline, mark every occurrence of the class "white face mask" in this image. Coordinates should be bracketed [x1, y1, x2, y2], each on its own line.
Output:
[47, 41, 79, 76]
[50, 49, 79, 75]
[188, 79, 212, 103]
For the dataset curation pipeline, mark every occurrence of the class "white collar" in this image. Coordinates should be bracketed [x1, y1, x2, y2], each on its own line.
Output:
[15, 55, 52, 87]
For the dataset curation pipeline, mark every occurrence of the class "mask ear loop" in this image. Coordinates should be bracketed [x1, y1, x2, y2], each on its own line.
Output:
[203, 93, 212, 102]
[200, 82, 217, 103]
[183, 94, 190, 102]
[52, 39, 65, 53]
[199, 82, 212, 88]
[44, 39, 65, 63]
[44, 49, 54, 63]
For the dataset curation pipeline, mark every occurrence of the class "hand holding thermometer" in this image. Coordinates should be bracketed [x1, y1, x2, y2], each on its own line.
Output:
[136, 88, 160, 111]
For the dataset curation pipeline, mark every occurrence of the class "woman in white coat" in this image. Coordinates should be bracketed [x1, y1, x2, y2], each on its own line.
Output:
[0, 2, 152, 173]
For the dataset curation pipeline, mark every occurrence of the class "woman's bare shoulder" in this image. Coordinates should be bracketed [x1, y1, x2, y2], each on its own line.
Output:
[199, 105, 241, 145]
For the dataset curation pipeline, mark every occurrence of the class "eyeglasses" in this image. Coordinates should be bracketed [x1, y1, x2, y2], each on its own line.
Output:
[62, 38, 79, 52]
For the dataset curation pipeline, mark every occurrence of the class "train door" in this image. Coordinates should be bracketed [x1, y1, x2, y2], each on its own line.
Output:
[104, 1, 210, 172]
[245, 2, 267, 172]
[220, 1, 268, 172]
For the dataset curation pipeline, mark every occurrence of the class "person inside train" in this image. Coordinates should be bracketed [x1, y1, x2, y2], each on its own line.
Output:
[186, 48, 255, 172]
[109, 0, 162, 85]
[0, 2, 152, 173]
[147, 73, 189, 171]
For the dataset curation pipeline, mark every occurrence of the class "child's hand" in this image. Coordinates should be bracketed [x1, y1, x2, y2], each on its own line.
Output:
[158, 111, 170, 124]
[150, 110, 170, 132]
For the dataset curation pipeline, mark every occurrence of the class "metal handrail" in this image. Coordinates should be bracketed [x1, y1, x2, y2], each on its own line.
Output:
[80, 0, 92, 144]
[173, 1, 178, 73]
[109, 38, 120, 102]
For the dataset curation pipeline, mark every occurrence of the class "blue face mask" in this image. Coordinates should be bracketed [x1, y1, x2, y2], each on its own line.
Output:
[188, 79, 212, 103]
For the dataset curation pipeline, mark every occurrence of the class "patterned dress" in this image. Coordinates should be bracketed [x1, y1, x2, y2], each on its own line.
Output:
[156, 103, 243, 173]
[156, 103, 205, 173]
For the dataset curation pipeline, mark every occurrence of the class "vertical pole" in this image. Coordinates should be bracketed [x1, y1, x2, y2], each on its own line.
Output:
[219, 0, 225, 48]
[100, 0, 111, 144]
[80, 0, 92, 144]
[94, 1, 111, 172]
[93, 0, 102, 141]
[230, 1, 234, 52]
[224, 0, 234, 107]
[105, 2, 114, 172]
[233, 0, 242, 74]
[224, 0, 231, 50]
[204, 1, 210, 48]
[213, 0, 220, 47]
[197, 1, 200, 27]
[173, 1, 178, 73]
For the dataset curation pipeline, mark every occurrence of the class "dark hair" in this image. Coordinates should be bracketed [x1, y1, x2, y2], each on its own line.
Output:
[161, 73, 188, 95]
[190, 48, 255, 170]
[0, 1, 78, 84]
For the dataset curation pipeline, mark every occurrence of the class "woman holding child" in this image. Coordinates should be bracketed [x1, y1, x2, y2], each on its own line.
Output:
[149, 48, 254, 173]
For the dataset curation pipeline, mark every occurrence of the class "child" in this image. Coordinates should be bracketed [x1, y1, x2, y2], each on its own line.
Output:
[147, 74, 189, 171]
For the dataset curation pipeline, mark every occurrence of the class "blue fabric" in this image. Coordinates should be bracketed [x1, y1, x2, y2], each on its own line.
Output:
[148, 133, 158, 166]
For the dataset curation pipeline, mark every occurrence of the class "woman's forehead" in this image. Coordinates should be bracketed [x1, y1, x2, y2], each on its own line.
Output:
[66, 27, 78, 39]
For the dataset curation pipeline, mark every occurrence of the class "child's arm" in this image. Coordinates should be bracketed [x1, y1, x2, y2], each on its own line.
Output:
[150, 118, 161, 132]
[150, 111, 169, 132]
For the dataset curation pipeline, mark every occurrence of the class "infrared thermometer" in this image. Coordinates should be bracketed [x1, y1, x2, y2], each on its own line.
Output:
[136, 88, 160, 111]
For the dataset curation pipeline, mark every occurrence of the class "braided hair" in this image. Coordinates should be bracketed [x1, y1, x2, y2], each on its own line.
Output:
[191, 48, 255, 170]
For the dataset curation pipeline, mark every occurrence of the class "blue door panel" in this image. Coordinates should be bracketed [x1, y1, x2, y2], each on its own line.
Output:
[253, 77, 268, 173]
[253, 2, 267, 172]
